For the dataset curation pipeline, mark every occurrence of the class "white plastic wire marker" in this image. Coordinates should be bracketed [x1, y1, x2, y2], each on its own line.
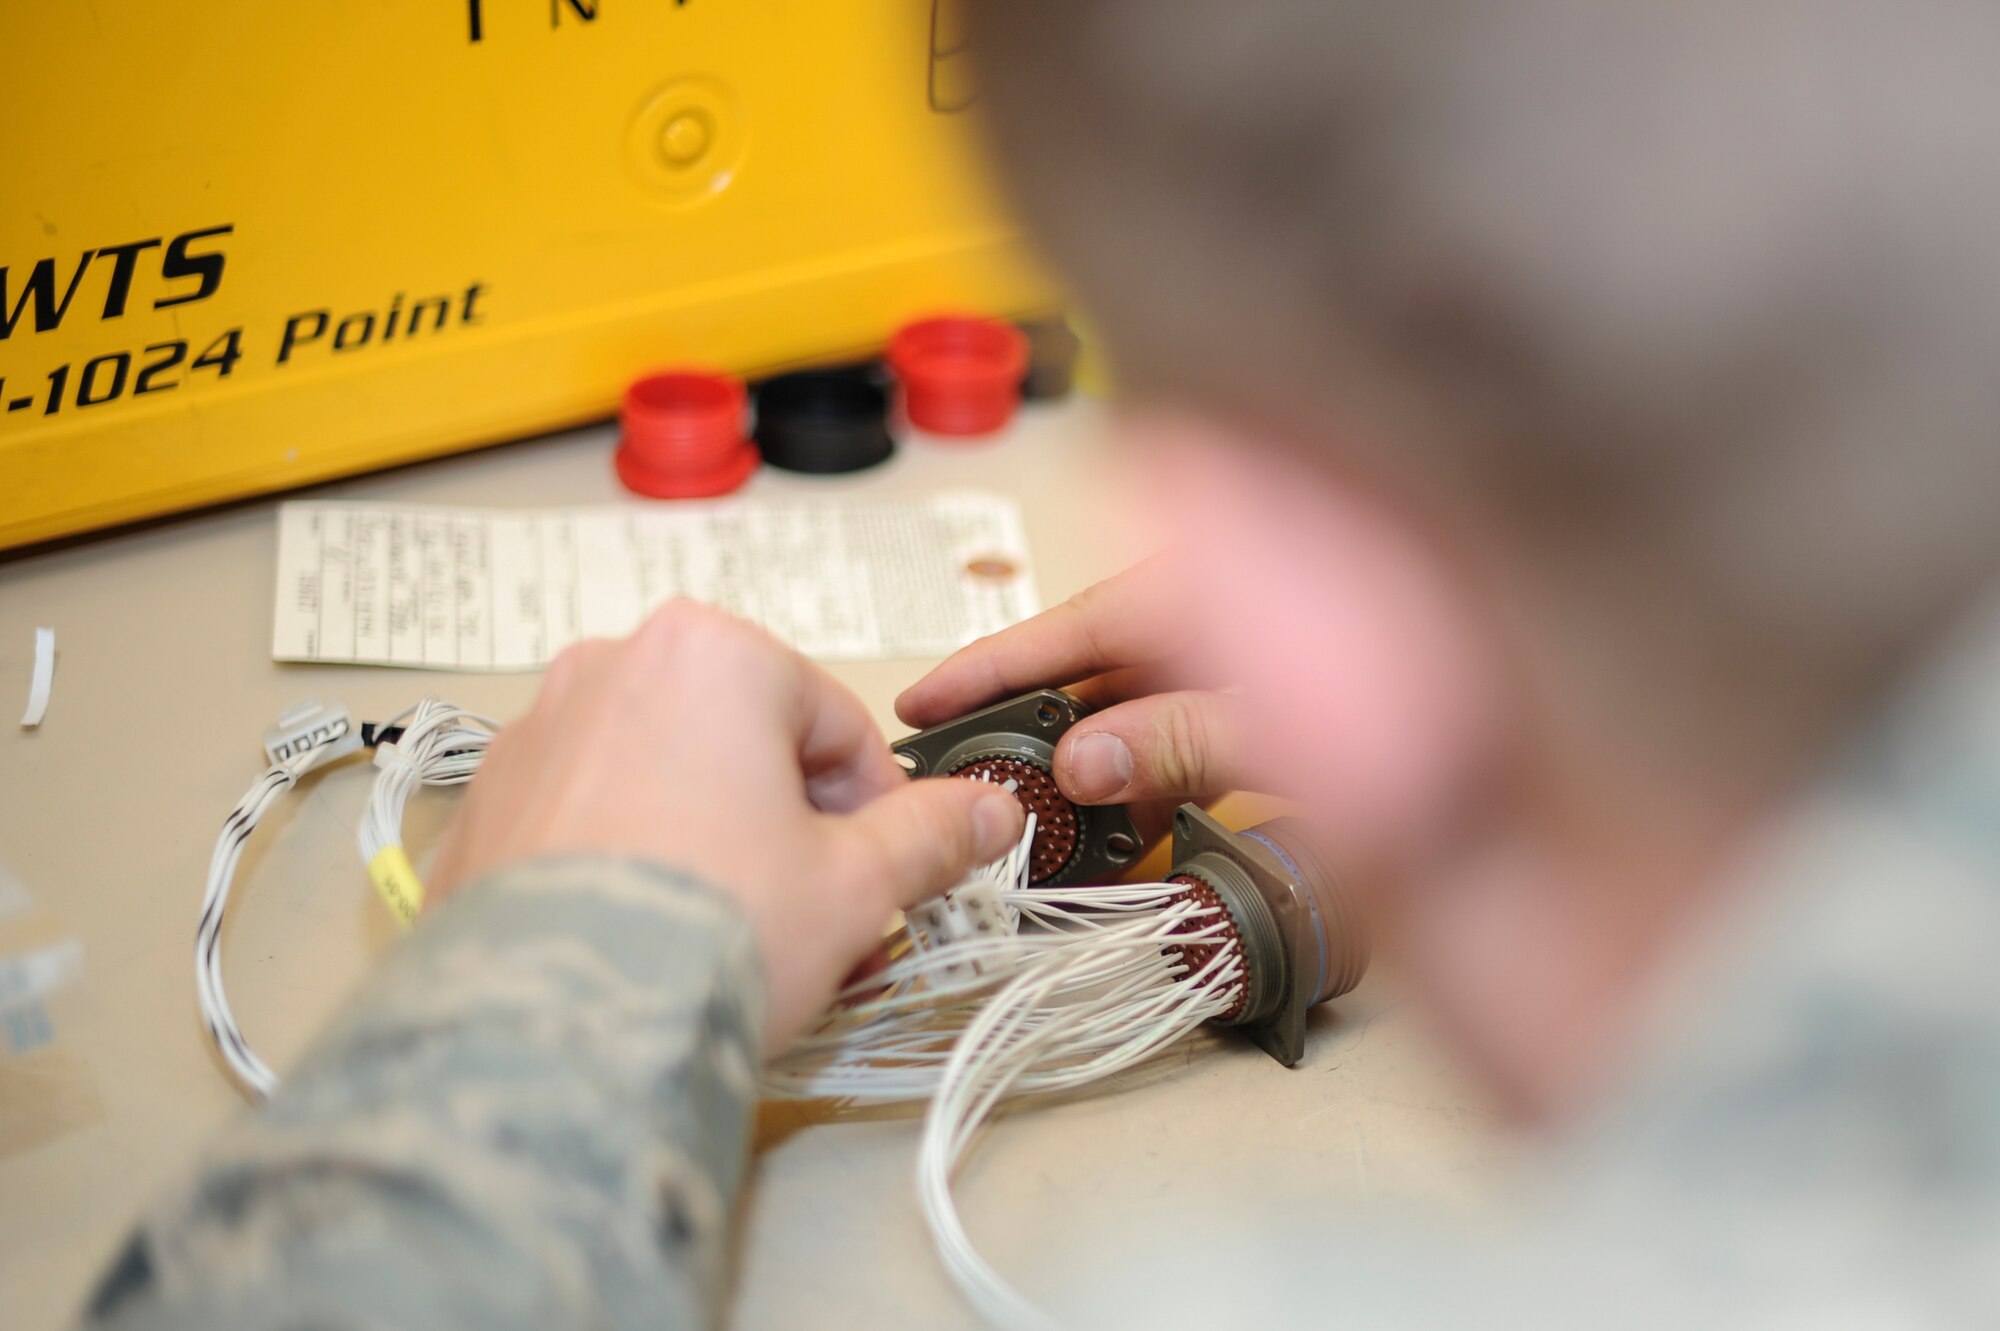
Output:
[19, 627, 54, 727]
[903, 788, 1031, 988]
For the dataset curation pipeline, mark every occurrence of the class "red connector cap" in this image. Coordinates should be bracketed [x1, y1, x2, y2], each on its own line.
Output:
[615, 370, 759, 499]
[887, 315, 1030, 438]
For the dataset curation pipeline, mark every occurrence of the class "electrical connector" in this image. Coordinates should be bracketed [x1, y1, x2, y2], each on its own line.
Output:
[262, 698, 363, 766]
[903, 811, 1033, 988]
[907, 882, 1020, 987]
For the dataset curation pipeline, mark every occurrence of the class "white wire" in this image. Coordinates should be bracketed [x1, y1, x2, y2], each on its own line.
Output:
[913, 940, 1242, 1328]
[357, 697, 501, 866]
[763, 881, 1242, 1100]
[764, 817, 1247, 1329]
[196, 749, 336, 1100]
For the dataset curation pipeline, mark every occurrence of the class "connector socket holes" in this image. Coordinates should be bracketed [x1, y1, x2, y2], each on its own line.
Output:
[891, 688, 1143, 887]
[1173, 856, 1284, 1029]
[949, 755, 1080, 885]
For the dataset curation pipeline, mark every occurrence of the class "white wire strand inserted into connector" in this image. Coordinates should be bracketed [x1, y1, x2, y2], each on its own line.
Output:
[766, 812, 1248, 1328]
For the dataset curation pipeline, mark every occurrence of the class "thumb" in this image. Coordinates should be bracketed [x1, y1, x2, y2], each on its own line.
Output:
[839, 778, 1027, 911]
[1054, 690, 1254, 805]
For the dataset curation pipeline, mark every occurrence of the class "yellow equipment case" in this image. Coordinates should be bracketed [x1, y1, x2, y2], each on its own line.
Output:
[0, 1, 1051, 549]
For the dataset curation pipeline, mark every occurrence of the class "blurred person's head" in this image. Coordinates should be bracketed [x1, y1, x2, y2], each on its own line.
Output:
[967, 0, 2000, 1118]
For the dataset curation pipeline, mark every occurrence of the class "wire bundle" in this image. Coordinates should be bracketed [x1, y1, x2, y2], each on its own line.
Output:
[198, 697, 499, 1101]
[765, 868, 1245, 1104]
[356, 699, 501, 925]
[196, 749, 327, 1098]
[766, 815, 1249, 1327]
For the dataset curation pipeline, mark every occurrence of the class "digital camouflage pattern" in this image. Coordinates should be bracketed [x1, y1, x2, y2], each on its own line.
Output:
[83, 859, 763, 1331]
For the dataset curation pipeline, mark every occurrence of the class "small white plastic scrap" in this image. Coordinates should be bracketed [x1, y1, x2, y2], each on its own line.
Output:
[19, 628, 54, 728]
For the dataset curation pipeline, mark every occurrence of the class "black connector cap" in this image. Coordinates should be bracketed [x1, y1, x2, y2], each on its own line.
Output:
[752, 369, 895, 475]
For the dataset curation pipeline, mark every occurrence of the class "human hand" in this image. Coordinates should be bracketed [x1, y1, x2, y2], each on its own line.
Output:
[427, 601, 1027, 1050]
[896, 559, 1262, 840]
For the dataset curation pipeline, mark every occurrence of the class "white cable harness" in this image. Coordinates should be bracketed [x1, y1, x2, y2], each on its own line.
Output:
[357, 699, 502, 925]
[200, 697, 1249, 1329]
[196, 749, 322, 1099]
[764, 815, 1245, 1328]
[196, 698, 498, 1100]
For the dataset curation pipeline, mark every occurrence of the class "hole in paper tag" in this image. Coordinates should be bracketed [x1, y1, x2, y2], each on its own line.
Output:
[964, 555, 1018, 580]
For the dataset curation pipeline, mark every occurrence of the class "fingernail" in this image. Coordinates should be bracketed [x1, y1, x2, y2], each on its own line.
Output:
[973, 792, 1023, 858]
[1066, 732, 1133, 802]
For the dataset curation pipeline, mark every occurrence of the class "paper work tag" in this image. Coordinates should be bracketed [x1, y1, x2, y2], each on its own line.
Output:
[272, 493, 1039, 670]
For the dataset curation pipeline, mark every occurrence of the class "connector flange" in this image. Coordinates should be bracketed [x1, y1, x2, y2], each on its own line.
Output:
[1169, 804, 1369, 1066]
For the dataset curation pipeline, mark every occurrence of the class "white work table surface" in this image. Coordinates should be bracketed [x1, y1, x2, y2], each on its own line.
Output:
[0, 399, 1497, 1329]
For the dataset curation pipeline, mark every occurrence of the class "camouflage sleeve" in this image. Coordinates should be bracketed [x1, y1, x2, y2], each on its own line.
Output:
[81, 856, 766, 1331]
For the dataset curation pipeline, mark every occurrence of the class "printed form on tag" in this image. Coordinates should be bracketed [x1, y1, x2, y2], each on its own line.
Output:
[272, 493, 1041, 669]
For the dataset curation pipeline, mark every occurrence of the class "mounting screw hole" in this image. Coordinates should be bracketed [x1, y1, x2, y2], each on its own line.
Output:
[1034, 700, 1063, 727]
[894, 752, 921, 775]
[1174, 811, 1191, 835]
[1106, 831, 1139, 860]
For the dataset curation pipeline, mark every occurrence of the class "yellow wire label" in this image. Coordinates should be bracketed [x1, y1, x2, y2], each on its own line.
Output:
[367, 846, 425, 927]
